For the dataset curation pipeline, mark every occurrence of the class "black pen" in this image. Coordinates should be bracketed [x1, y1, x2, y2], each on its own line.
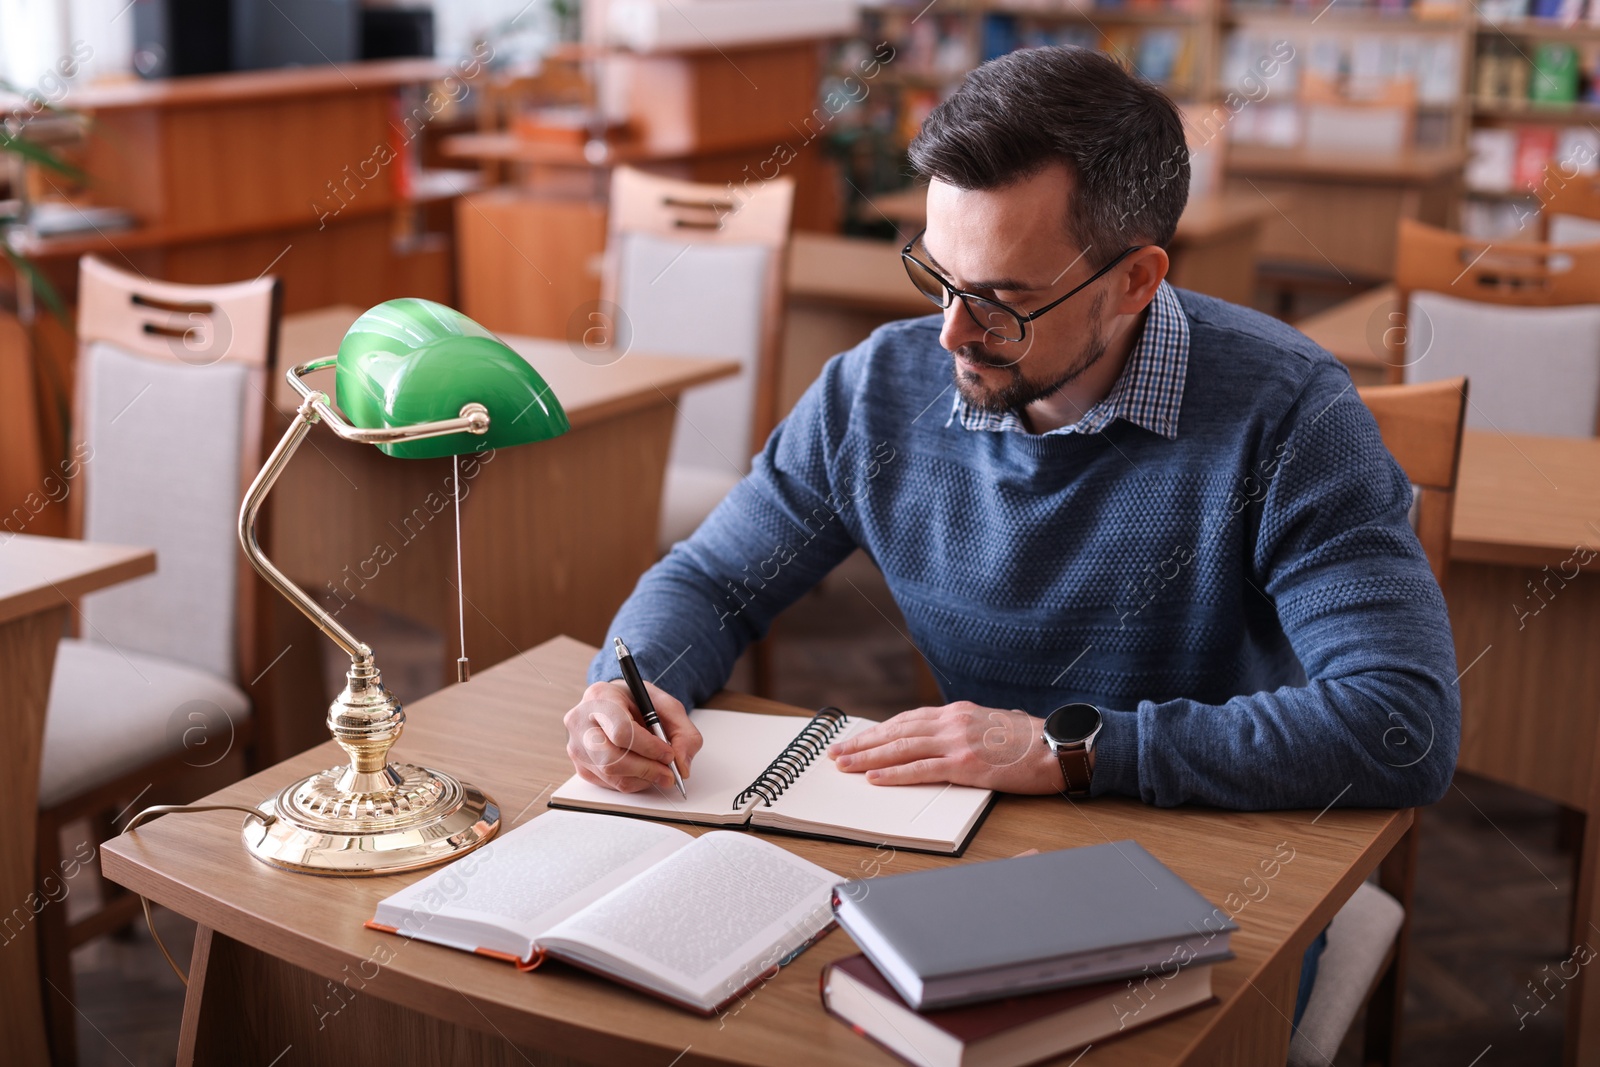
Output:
[614, 637, 687, 799]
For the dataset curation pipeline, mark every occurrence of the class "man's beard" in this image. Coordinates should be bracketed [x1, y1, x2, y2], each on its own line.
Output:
[952, 292, 1110, 415]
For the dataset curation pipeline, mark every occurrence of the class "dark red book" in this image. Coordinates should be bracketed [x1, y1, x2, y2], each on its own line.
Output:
[821, 954, 1215, 1067]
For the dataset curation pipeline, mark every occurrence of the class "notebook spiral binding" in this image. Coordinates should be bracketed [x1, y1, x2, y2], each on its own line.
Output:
[732, 707, 849, 809]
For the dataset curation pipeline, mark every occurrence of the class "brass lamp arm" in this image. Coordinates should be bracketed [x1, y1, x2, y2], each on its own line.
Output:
[288, 356, 491, 444]
[237, 364, 492, 664]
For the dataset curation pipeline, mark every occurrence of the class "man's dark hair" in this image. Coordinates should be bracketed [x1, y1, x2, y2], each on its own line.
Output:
[909, 47, 1190, 262]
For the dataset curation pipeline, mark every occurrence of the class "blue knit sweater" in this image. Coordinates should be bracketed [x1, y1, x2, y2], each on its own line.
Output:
[589, 289, 1460, 810]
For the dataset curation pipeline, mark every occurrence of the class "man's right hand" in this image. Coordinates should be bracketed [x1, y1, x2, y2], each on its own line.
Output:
[563, 680, 703, 793]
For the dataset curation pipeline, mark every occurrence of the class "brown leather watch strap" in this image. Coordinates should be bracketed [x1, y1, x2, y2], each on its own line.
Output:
[1057, 746, 1092, 797]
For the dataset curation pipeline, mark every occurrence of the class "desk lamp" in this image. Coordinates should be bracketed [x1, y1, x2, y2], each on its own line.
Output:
[237, 299, 569, 874]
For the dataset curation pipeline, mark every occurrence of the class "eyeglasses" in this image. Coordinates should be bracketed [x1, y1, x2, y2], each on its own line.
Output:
[900, 229, 1142, 344]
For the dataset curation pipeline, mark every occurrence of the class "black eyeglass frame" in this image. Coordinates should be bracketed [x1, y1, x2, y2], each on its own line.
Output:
[900, 229, 1145, 344]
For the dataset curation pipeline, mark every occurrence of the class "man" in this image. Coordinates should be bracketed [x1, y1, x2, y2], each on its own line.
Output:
[561, 41, 1458, 1035]
[563, 44, 1458, 810]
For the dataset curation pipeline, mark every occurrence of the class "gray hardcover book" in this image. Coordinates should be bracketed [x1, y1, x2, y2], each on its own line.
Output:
[832, 840, 1237, 1010]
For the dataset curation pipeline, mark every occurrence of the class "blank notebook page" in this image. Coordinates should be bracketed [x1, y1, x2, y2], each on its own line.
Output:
[549, 709, 813, 822]
[757, 718, 992, 847]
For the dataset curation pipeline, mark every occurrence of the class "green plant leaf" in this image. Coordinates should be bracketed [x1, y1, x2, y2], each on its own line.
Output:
[0, 130, 85, 181]
[2, 239, 66, 321]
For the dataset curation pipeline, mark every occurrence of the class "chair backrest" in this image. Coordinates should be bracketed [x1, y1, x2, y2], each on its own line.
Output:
[603, 165, 794, 474]
[70, 255, 281, 685]
[1542, 173, 1600, 245]
[1358, 377, 1469, 585]
[1391, 219, 1600, 435]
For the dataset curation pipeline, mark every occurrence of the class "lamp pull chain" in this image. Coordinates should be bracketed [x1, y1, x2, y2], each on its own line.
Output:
[454, 454, 470, 683]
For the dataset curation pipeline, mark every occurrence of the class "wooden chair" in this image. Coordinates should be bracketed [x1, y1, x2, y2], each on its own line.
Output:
[1359, 377, 1470, 586]
[35, 255, 280, 1067]
[1542, 172, 1600, 246]
[472, 59, 594, 186]
[1390, 218, 1600, 435]
[1289, 377, 1468, 1067]
[1300, 72, 1417, 158]
[601, 165, 795, 553]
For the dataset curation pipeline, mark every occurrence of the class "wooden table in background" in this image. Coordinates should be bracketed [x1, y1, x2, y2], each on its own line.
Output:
[102, 635, 1410, 1067]
[0, 535, 154, 1067]
[261, 307, 737, 757]
[1293, 284, 1397, 386]
[1447, 431, 1600, 1067]
[1223, 147, 1463, 282]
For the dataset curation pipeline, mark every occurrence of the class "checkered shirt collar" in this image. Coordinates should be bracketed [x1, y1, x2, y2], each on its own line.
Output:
[947, 280, 1189, 440]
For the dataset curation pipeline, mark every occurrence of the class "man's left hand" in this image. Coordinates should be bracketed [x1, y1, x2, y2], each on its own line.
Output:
[826, 703, 1072, 794]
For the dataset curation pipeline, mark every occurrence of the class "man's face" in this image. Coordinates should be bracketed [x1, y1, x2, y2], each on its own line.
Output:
[922, 164, 1117, 414]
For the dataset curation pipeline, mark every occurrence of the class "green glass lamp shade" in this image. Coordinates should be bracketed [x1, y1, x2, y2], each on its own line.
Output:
[335, 298, 569, 459]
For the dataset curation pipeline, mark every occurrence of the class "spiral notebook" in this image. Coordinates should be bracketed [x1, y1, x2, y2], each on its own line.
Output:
[548, 708, 994, 855]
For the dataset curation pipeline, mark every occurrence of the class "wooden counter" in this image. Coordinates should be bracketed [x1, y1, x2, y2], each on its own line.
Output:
[58, 59, 449, 111]
[18, 59, 468, 314]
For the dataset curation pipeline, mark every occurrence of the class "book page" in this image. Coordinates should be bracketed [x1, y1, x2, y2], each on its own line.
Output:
[373, 810, 691, 955]
[548, 709, 813, 825]
[754, 718, 992, 853]
[539, 831, 840, 1010]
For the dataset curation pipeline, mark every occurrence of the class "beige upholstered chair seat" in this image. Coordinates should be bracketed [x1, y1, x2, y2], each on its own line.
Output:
[1288, 881, 1407, 1067]
[38, 638, 250, 809]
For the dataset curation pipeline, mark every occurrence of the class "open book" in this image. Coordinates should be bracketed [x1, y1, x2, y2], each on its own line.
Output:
[368, 810, 839, 1014]
[549, 708, 994, 855]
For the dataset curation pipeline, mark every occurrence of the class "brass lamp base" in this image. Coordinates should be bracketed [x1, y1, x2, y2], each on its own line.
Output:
[240, 653, 499, 875]
[244, 763, 499, 875]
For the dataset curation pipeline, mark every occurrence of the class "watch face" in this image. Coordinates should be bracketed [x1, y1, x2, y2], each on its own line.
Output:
[1045, 703, 1101, 745]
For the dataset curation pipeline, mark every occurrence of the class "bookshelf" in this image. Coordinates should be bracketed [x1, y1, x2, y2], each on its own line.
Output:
[830, 0, 1221, 232]
[829, 0, 1475, 270]
[1464, 11, 1600, 235]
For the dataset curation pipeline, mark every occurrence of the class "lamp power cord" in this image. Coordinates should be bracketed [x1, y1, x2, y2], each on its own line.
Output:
[121, 803, 278, 985]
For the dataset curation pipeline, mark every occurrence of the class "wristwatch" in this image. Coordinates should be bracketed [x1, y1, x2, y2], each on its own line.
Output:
[1042, 703, 1103, 798]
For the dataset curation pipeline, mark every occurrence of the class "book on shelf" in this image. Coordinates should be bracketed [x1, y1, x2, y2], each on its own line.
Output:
[821, 953, 1217, 1067]
[832, 840, 1236, 1011]
[1467, 126, 1519, 191]
[1135, 28, 1186, 84]
[1530, 42, 1580, 105]
[367, 810, 839, 1014]
[549, 707, 995, 855]
[25, 202, 136, 239]
[1557, 125, 1600, 170]
[1515, 125, 1560, 186]
[1478, 0, 1527, 17]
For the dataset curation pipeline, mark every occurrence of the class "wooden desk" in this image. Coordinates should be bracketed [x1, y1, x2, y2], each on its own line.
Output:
[261, 307, 738, 754]
[1445, 431, 1600, 1066]
[102, 635, 1409, 1067]
[862, 187, 1272, 307]
[0, 535, 155, 1067]
[1293, 284, 1398, 386]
